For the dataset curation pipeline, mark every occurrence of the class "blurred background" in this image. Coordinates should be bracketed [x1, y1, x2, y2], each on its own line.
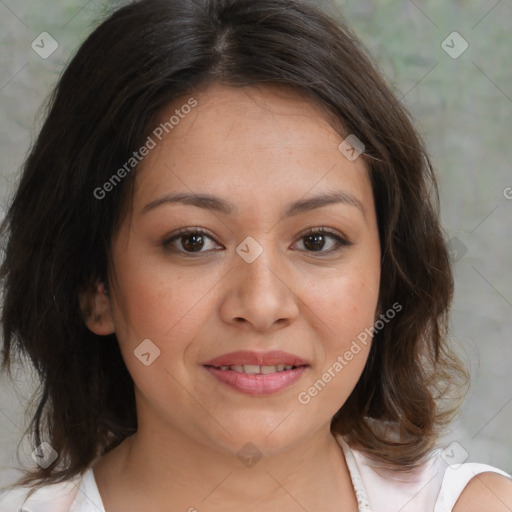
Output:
[1, 0, 511, 492]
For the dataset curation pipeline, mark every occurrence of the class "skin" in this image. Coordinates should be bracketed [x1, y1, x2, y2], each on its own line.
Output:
[83, 82, 382, 512]
[453, 472, 512, 512]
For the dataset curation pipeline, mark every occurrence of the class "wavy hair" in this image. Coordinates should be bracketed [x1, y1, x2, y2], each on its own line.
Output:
[0, 0, 468, 493]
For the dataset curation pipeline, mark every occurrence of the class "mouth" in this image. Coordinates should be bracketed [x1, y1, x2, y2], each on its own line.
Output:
[202, 351, 310, 395]
[201, 350, 310, 395]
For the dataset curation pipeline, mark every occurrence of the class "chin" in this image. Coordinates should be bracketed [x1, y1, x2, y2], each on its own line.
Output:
[203, 420, 310, 458]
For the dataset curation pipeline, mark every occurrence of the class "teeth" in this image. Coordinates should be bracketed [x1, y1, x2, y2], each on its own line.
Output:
[243, 364, 261, 374]
[216, 364, 298, 374]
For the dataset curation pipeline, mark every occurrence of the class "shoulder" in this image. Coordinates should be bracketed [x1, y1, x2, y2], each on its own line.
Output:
[334, 433, 512, 512]
[452, 471, 512, 512]
[335, 434, 447, 511]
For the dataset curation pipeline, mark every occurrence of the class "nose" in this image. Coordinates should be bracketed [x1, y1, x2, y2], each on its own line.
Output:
[219, 241, 300, 332]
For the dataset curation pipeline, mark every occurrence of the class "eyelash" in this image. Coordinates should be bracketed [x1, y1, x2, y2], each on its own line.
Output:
[162, 226, 353, 256]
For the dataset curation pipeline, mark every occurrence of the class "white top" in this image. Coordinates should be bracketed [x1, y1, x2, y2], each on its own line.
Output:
[1, 433, 510, 512]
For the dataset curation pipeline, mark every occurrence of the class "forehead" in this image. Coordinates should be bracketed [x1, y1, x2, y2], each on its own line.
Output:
[133, 83, 371, 214]
[150, 82, 346, 155]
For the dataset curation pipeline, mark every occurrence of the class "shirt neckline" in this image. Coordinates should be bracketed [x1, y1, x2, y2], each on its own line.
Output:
[79, 463, 106, 511]
[334, 434, 372, 512]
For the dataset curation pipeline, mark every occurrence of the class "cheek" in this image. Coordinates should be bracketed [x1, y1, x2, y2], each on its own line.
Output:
[304, 265, 380, 347]
[109, 237, 188, 334]
[295, 256, 379, 410]
[110, 250, 219, 367]
[296, 273, 377, 414]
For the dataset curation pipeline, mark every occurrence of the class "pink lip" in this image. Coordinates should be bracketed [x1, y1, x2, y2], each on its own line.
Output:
[202, 350, 309, 396]
[204, 366, 308, 396]
[202, 350, 309, 367]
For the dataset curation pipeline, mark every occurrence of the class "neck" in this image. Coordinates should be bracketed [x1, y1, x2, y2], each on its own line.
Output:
[95, 422, 357, 511]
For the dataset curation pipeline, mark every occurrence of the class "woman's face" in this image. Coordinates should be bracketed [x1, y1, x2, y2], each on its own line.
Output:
[98, 83, 381, 456]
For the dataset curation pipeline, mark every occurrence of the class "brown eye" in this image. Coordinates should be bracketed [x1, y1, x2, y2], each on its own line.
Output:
[163, 228, 221, 254]
[294, 228, 352, 254]
[182, 233, 204, 252]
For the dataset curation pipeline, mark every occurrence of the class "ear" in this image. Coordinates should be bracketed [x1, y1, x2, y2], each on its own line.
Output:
[79, 280, 115, 336]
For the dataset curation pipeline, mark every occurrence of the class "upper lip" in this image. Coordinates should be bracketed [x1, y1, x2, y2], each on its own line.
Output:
[203, 350, 309, 367]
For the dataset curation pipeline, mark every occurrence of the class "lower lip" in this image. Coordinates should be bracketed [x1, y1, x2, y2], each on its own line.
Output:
[204, 366, 308, 395]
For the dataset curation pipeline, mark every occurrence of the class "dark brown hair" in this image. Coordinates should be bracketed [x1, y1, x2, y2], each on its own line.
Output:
[0, 0, 467, 494]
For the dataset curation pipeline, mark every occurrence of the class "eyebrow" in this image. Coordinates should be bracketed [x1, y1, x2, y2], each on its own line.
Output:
[141, 190, 366, 220]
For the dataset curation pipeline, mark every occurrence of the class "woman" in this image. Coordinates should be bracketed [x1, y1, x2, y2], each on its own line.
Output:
[0, 0, 510, 510]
